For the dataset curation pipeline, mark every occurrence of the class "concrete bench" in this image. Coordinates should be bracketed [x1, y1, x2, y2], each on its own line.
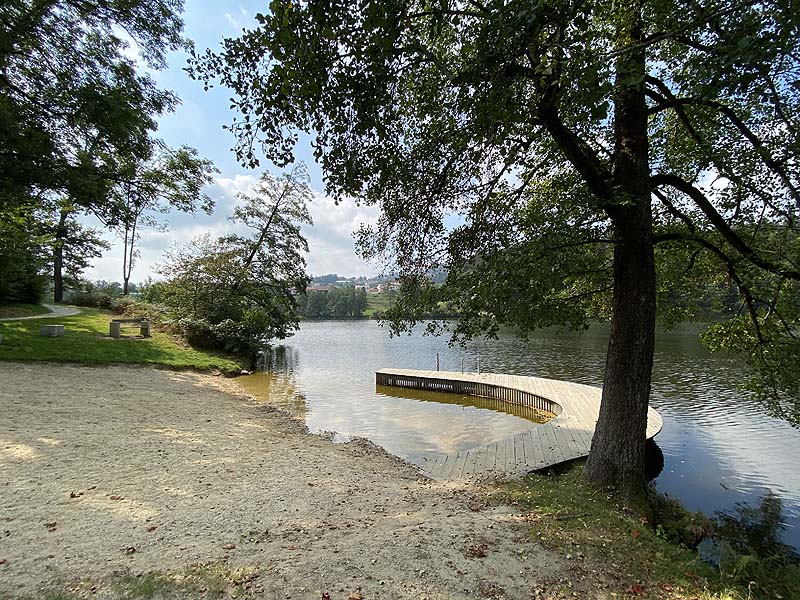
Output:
[109, 319, 151, 338]
[39, 324, 65, 337]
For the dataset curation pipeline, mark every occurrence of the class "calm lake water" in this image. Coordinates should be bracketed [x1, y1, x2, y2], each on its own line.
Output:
[240, 319, 800, 549]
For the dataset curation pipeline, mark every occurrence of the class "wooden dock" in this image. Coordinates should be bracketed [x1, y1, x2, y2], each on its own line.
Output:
[376, 369, 663, 482]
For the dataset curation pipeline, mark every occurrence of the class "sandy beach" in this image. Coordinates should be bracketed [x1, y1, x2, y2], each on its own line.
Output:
[0, 362, 580, 599]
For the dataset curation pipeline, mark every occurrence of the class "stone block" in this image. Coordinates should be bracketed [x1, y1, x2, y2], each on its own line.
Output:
[39, 324, 64, 337]
[109, 321, 121, 338]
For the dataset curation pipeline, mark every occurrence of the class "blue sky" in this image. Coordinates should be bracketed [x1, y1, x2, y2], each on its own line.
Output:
[87, 1, 381, 283]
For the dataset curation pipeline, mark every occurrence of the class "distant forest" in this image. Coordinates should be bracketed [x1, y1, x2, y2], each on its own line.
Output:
[297, 287, 369, 319]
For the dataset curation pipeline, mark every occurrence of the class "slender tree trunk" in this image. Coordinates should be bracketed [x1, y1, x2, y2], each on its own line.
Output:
[53, 246, 64, 303]
[583, 0, 655, 503]
[122, 223, 130, 296]
[122, 215, 138, 296]
[52, 207, 68, 303]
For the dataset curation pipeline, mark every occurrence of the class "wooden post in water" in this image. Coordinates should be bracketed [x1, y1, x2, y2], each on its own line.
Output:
[460, 356, 464, 373]
[477, 357, 481, 374]
[436, 352, 440, 371]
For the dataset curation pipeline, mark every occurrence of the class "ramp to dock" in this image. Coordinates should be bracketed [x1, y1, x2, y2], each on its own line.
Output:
[376, 369, 662, 482]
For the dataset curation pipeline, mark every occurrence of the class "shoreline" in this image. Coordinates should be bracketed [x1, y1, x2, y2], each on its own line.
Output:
[0, 361, 568, 599]
[1, 360, 784, 599]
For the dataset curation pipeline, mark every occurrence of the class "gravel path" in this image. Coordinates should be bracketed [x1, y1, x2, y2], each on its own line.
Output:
[0, 362, 571, 599]
[0, 304, 82, 322]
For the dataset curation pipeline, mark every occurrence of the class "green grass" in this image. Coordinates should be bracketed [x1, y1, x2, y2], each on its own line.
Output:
[366, 292, 394, 317]
[15, 563, 263, 600]
[0, 307, 245, 373]
[0, 303, 51, 319]
[492, 462, 757, 600]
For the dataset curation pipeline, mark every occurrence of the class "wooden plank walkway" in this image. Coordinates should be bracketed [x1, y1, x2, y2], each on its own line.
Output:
[376, 369, 663, 483]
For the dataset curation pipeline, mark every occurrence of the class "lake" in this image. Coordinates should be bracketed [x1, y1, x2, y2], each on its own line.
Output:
[239, 319, 800, 549]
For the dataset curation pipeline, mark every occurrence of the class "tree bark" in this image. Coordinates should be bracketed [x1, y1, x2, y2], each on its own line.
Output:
[52, 207, 68, 303]
[583, 0, 655, 503]
[53, 245, 64, 303]
[583, 202, 656, 502]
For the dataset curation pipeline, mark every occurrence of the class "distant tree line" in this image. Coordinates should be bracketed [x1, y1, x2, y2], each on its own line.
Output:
[298, 287, 368, 319]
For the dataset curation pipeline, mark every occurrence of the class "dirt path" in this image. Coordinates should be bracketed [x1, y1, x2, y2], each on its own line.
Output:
[0, 304, 81, 322]
[0, 362, 568, 599]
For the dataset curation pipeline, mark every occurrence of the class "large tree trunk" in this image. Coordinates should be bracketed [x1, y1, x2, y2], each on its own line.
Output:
[583, 204, 656, 501]
[583, 0, 655, 502]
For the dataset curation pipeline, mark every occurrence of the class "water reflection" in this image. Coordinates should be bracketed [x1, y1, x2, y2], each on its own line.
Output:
[241, 350, 550, 464]
[375, 384, 556, 424]
[241, 320, 800, 549]
[237, 371, 308, 419]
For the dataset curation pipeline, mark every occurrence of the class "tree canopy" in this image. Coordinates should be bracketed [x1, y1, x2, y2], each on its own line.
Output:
[114, 146, 217, 295]
[156, 166, 313, 356]
[0, 1, 218, 303]
[1, 0, 185, 212]
[193, 0, 800, 498]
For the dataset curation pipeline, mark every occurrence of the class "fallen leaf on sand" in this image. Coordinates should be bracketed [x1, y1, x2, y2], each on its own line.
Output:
[286, 546, 297, 551]
[146, 526, 158, 532]
[109, 495, 123, 501]
[69, 491, 83, 499]
[125, 547, 136, 554]
[467, 543, 489, 558]
[222, 543, 236, 550]
[321, 593, 331, 600]
[629, 584, 646, 595]
[44, 522, 57, 532]
[0, 559, 7, 565]
[348, 591, 364, 600]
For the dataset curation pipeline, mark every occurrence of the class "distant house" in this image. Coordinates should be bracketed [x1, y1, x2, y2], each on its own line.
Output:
[307, 284, 332, 293]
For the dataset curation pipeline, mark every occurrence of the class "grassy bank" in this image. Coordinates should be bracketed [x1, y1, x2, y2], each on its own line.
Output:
[493, 462, 798, 600]
[365, 292, 394, 317]
[0, 303, 51, 319]
[0, 307, 245, 373]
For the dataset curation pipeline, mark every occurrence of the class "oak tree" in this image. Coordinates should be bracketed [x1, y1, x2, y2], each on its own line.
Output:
[192, 0, 800, 500]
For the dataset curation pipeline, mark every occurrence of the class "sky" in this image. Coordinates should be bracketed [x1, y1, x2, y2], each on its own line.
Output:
[86, 1, 382, 283]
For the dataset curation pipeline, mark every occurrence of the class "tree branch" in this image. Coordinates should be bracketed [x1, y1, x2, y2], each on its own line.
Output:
[651, 173, 800, 280]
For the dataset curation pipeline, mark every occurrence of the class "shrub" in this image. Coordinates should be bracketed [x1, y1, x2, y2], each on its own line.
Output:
[67, 281, 123, 309]
[709, 492, 800, 599]
[175, 317, 217, 349]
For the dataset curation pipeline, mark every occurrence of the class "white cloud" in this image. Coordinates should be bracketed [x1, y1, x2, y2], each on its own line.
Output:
[225, 12, 242, 30]
[83, 175, 382, 283]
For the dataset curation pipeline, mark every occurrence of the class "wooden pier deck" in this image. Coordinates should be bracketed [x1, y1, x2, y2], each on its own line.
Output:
[376, 369, 663, 482]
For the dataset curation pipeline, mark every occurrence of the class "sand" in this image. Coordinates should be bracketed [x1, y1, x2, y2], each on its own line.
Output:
[0, 362, 571, 599]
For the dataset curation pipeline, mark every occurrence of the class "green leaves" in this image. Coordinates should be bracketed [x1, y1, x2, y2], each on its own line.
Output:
[157, 165, 313, 355]
[194, 0, 800, 423]
[0, 0, 185, 213]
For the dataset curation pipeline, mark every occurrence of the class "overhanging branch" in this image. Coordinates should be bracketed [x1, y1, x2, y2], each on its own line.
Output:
[651, 173, 800, 280]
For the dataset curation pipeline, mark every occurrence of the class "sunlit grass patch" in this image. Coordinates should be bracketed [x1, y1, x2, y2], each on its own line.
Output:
[0, 308, 245, 373]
